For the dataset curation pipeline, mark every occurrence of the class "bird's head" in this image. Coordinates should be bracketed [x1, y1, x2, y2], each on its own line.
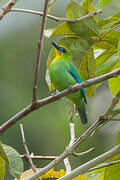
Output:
[52, 42, 72, 60]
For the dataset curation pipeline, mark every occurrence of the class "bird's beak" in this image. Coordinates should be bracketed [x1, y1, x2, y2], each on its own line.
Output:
[52, 42, 60, 52]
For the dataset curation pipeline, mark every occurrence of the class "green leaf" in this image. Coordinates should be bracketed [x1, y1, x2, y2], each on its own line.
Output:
[0, 156, 5, 180]
[94, 40, 115, 50]
[44, 28, 55, 38]
[118, 35, 120, 57]
[102, 30, 120, 47]
[96, 173, 104, 180]
[96, 49, 116, 69]
[99, 11, 120, 29]
[81, 0, 98, 22]
[99, 0, 112, 9]
[104, 157, 120, 180]
[48, 0, 56, 14]
[104, 131, 120, 180]
[108, 61, 120, 106]
[80, 48, 96, 97]
[109, 108, 120, 119]
[81, 0, 96, 12]
[66, 0, 100, 37]
[0, 140, 9, 164]
[96, 53, 120, 76]
[3, 144, 23, 179]
[44, 23, 75, 38]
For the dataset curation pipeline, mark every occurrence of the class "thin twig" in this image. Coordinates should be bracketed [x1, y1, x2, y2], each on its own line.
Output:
[0, 0, 17, 20]
[10, 8, 102, 22]
[69, 122, 75, 146]
[20, 124, 41, 180]
[32, 0, 49, 102]
[21, 148, 94, 161]
[63, 158, 72, 174]
[0, 68, 120, 135]
[103, 23, 120, 38]
[72, 147, 95, 157]
[111, 118, 120, 121]
[89, 159, 120, 172]
[20, 154, 58, 160]
[48, 0, 56, 14]
[24, 89, 120, 180]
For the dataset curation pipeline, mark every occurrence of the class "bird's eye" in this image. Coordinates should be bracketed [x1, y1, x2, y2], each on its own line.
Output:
[62, 48, 67, 53]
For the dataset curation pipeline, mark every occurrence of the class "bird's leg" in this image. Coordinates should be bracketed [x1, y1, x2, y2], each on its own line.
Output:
[68, 85, 73, 91]
[50, 89, 57, 96]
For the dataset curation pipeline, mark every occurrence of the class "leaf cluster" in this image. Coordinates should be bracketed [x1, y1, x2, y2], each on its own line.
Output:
[46, 0, 120, 106]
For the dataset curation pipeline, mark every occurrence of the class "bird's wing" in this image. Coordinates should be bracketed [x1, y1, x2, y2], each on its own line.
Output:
[69, 64, 87, 104]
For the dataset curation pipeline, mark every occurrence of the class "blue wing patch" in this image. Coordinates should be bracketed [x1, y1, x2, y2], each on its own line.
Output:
[69, 67, 87, 104]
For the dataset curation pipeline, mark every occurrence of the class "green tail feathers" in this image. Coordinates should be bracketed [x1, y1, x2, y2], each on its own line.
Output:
[77, 102, 88, 124]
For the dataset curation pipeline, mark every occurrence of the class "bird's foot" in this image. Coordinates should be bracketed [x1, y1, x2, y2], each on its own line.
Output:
[50, 89, 57, 96]
[68, 85, 72, 91]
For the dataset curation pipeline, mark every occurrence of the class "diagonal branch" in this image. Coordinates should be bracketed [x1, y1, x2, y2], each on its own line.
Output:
[58, 145, 120, 180]
[24, 89, 120, 180]
[0, 68, 120, 135]
[20, 124, 41, 180]
[89, 159, 120, 172]
[32, 0, 49, 102]
[0, 0, 17, 20]
[10, 8, 102, 22]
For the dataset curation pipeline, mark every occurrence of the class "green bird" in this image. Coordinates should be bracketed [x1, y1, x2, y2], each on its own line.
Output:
[48, 42, 88, 124]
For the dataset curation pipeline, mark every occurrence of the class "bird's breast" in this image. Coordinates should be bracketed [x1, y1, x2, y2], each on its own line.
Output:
[49, 60, 70, 91]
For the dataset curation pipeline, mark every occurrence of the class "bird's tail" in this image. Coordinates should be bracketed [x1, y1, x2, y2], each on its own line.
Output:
[77, 102, 88, 124]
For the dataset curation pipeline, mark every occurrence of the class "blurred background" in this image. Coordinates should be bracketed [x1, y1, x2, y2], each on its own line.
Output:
[0, 0, 120, 179]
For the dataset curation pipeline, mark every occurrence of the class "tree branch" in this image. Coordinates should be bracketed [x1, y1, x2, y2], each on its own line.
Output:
[72, 147, 95, 157]
[89, 159, 120, 172]
[10, 8, 102, 22]
[69, 122, 75, 146]
[32, 0, 49, 102]
[0, 68, 120, 135]
[58, 145, 120, 180]
[0, 0, 17, 20]
[24, 89, 120, 180]
[20, 124, 41, 180]
[20, 154, 58, 161]
[63, 158, 72, 174]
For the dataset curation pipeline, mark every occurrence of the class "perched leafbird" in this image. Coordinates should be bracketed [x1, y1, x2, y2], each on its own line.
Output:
[48, 42, 88, 124]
